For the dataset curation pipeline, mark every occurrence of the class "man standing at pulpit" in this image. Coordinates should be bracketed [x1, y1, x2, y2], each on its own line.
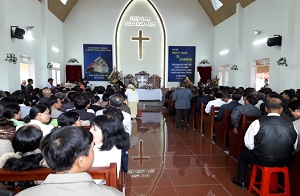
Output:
[173, 82, 193, 129]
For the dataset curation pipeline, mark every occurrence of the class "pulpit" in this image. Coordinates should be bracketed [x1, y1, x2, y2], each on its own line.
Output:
[135, 74, 149, 88]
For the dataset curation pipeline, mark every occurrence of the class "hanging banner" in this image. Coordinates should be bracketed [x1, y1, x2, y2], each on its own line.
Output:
[168, 46, 195, 82]
[83, 44, 113, 81]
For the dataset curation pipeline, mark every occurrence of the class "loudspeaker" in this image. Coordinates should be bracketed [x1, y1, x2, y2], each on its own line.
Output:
[11, 27, 25, 39]
[267, 35, 282, 47]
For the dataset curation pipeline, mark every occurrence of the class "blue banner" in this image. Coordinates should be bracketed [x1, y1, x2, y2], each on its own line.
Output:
[83, 44, 113, 81]
[168, 46, 195, 82]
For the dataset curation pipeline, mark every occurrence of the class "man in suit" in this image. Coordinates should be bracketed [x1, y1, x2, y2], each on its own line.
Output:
[195, 87, 214, 112]
[172, 82, 193, 129]
[25, 78, 34, 93]
[216, 92, 242, 121]
[232, 98, 298, 188]
[231, 93, 262, 133]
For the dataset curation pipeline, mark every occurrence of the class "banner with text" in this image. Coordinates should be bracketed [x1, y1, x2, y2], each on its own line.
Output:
[83, 44, 113, 81]
[168, 46, 195, 82]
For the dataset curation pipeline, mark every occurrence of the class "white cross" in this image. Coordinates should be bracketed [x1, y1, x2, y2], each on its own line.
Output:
[137, 76, 148, 83]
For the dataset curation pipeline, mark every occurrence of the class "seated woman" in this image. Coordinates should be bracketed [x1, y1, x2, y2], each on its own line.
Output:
[57, 111, 82, 127]
[89, 114, 129, 183]
[2, 103, 25, 126]
[17, 104, 53, 136]
[0, 125, 46, 170]
[0, 105, 15, 157]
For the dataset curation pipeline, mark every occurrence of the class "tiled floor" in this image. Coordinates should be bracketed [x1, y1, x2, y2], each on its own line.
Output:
[124, 109, 257, 196]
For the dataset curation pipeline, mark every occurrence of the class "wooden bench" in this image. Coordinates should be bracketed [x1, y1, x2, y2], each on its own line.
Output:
[228, 114, 260, 159]
[203, 105, 220, 141]
[195, 102, 207, 133]
[0, 163, 117, 191]
[215, 109, 232, 150]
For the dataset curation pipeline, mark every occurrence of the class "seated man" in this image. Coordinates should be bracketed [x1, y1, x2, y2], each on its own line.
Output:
[16, 126, 123, 196]
[231, 98, 298, 188]
[46, 95, 63, 118]
[231, 93, 262, 133]
[195, 87, 213, 112]
[205, 92, 225, 114]
[39, 88, 53, 104]
[216, 92, 241, 121]
[69, 93, 95, 121]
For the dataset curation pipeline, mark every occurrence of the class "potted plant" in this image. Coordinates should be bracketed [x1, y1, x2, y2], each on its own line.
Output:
[67, 58, 79, 63]
[5, 53, 17, 64]
[199, 59, 210, 65]
[276, 57, 288, 66]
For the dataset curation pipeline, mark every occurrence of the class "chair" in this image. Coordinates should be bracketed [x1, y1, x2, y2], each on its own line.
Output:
[195, 102, 206, 133]
[203, 105, 220, 141]
[229, 114, 260, 159]
[215, 109, 232, 150]
[248, 164, 290, 196]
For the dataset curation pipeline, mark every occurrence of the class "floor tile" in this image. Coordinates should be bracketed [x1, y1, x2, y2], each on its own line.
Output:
[175, 185, 231, 196]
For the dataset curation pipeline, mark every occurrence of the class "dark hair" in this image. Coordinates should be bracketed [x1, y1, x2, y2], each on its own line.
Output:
[103, 106, 124, 122]
[57, 111, 80, 126]
[96, 86, 105, 94]
[214, 92, 223, 99]
[283, 89, 295, 99]
[90, 96, 100, 104]
[232, 92, 242, 101]
[40, 126, 93, 172]
[3, 103, 20, 119]
[246, 94, 258, 105]
[203, 87, 212, 95]
[109, 94, 124, 107]
[48, 78, 54, 82]
[67, 91, 76, 102]
[73, 94, 90, 109]
[90, 115, 129, 151]
[24, 104, 48, 123]
[288, 100, 300, 111]
[46, 95, 59, 107]
[11, 90, 26, 104]
[27, 79, 33, 83]
[3, 125, 43, 171]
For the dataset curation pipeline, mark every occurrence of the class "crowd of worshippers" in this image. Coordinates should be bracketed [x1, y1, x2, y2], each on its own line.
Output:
[168, 83, 300, 188]
[0, 81, 138, 195]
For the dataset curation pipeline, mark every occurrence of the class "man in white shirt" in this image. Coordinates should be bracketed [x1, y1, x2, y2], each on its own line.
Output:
[205, 92, 226, 114]
[231, 98, 298, 188]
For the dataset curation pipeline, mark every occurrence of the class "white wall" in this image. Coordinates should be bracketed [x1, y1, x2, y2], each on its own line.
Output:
[64, 0, 214, 88]
[213, 0, 300, 92]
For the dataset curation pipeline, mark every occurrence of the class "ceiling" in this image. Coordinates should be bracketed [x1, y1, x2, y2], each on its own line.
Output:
[39, 0, 255, 26]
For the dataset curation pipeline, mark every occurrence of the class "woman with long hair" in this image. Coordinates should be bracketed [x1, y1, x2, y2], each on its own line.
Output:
[18, 104, 53, 136]
[57, 111, 81, 127]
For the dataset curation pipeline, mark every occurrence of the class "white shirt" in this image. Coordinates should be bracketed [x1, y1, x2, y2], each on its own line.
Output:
[205, 98, 225, 113]
[92, 144, 121, 178]
[125, 89, 139, 102]
[244, 113, 298, 150]
[96, 109, 132, 136]
[16, 120, 54, 136]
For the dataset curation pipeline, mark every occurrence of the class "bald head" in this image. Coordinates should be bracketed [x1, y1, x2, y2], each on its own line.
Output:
[42, 88, 52, 97]
[265, 98, 283, 114]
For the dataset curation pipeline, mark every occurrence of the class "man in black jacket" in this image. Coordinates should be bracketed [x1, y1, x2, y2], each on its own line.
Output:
[231, 97, 298, 188]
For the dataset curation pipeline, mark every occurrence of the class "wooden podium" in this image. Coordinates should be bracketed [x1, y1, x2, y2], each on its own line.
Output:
[149, 75, 161, 88]
[135, 74, 149, 88]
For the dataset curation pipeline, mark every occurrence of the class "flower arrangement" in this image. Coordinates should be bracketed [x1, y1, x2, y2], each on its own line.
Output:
[108, 68, 123, 85]
[124, 74, 138, 87]
[67, 58, 79, 63]
[47, 62, 53, 70]
[5, 53, 17, 64]
[199, 59, 210, 65]
[145, 83, 155, 90]
[276, 57, 288, 66]
[138, 70, 149, 75]
[231, 65, 238, 70]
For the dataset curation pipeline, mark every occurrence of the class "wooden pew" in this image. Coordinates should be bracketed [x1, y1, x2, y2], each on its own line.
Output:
[215, 109, 232, 150]
[0, 163, 118, 192]
[191, 100, 197, 130]
[195, 102, 207, 133]
[203, 105, 220, 141]
[228, 114, 260, 159]
[289, 151, 300, 196]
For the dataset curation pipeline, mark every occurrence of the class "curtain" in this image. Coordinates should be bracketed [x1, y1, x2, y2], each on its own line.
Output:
[66, 65, 82, 83]
[197, 66, 212, 84]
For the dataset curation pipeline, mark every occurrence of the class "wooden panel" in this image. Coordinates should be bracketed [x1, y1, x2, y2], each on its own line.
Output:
[48, 0, 78, 22]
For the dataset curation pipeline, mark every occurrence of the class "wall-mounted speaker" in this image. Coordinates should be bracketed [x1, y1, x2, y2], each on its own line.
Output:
[267, 35, 282, 47]
[11, 26, 25, 39]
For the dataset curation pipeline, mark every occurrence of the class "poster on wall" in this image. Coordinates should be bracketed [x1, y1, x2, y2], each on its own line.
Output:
[168, 46, 195, 82]
[83, 44, 113, 81]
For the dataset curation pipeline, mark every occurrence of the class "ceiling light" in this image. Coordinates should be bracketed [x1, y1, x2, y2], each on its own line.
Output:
[253, 38, 268, 45]
[52, 46, 59, 53]
[219, 49, 229, 55]
[253, 30, 261, 35]
[211, 0, 223, 11]
[60, 0, 68, 5]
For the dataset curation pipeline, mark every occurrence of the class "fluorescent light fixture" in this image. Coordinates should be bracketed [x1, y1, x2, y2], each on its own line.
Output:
[211, 0, 223, 11]
[253, 38, 268, 46]
[219, 49, 229, 55]
[52, 46, 59, 53]
[24, 31, 34, 41]
[253, 30, 261, 35]
[60, 0, 68, 5]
